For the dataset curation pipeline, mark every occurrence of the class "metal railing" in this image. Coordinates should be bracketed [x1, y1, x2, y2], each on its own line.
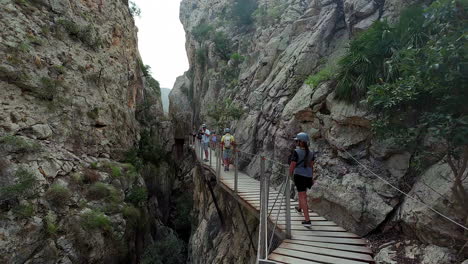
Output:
[190, 135, 292, 264]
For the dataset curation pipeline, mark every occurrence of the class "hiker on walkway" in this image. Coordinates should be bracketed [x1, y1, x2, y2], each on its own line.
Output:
[211, 131, 217, 149]
[289, 132, 315, 227]
[221, 128, 235, 171]
[201, 124, 211, 162]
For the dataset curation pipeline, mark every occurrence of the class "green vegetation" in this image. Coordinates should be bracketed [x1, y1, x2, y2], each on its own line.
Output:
[253, 1, 287, 26]
[80, 210, 111, 231]
[37, 77, 61, 101]
[71, 172, 84, 184]
[334, 0, 467, 145]
[126, 186, 147, 207]
[172, 193, 193, 241]
[138, 60, 161, 96]
[87, 182, 120, 202]
[196, 48, 208, 67]
[17, 42, 30, 53]
[230, 53, 245, 65]
[12, 203, 34, 218]
[139, 60, 151, 77]
[146, 76, 161, 96]
[207, 98, 244, 129]
[129, 1, 141, 17]
[87, 107, 99, 120]
[90, 162, 99, 169]
[230, 0, 257, 26]
[57, 19, 101, 50]
[192, 23, 214, 42]
[0, 135, 41, 153]
[335, 0, 468, 223]
[122, 205, 141, 227]
[305, 65, 335, 89]
[110, 164, 122, 178]
[45, 212, 58, 236]
[46, 184, 71, 207]
[213, 31, 232, 60]
[0, 167, 37, 199]
[141, 229, 186, 264]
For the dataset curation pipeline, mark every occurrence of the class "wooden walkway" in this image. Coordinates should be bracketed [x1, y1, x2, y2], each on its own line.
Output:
[193, 144, 375, 264]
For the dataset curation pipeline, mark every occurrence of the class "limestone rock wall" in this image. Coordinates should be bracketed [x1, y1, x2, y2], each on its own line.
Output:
[176, 0, 465, 261]
[1, 0, 145, 158]
[0, 0, 175, 263]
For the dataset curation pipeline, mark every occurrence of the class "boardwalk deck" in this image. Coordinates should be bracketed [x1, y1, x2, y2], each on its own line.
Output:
[193, 145, 374, 263]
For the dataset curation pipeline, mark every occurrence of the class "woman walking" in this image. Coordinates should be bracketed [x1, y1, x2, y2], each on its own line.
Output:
[289, 132, 315, 226]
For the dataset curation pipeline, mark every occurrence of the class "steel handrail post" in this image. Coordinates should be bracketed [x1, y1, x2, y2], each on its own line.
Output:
[263, 157, 270, 256]
[234, 149, 238, 193]
[210, 144, 212, 167]
[260, 157, 267, 259]
[257, 157, 265, 261]
[285, 168, 291, 239]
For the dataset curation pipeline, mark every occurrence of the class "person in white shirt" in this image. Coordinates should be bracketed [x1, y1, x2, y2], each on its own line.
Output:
[201, 124, 211, 161]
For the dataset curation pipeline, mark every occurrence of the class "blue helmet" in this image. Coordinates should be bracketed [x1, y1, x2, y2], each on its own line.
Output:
[224, 128, 231, 134]
[294, 132, 309, 143]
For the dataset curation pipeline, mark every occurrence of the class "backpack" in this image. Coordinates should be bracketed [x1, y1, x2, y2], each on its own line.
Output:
[288, 149, 309, 168]
[223, 135, 232, 148]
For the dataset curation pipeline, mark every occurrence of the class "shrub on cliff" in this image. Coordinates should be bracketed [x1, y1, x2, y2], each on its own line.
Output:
[80, 210, 111, 231]
[196, 48, 208, 67]
[46, 184, 71, 207]
[213, 31, 232, 60]
[0, 135, 41, 153]
[126, 186, 148, 207]
[141, 229, 186, 264]
[87, 182, 120, 202]
[0, 167, 37, 200]
[230, 0, 257, 27]
[192, 23, 214, 42]
[129, 1, 141, 17]
[253, 1, 287, 26]
[207, 98, 244, 130]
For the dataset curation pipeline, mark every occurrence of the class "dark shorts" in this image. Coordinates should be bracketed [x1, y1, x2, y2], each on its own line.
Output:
[294, 174, 313, 192]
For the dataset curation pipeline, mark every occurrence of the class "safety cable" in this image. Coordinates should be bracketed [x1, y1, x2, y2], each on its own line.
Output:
[342, 149, 468, 231]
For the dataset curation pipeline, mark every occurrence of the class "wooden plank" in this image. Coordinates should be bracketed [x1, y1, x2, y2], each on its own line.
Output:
[280, 242, 374, 262]
[269, 253, 321, 264]
[291, 231, 360, 238]
[273, 248, 368, 264]
[279, 225, 346, 232]
[275, 221, 338, 227]
[270, 216, 329, 222]
[283, 240, 372, 254]
[291, 236, 367, 245]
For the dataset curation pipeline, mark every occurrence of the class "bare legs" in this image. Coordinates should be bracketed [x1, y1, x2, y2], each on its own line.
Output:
[298, 191, 310, 221]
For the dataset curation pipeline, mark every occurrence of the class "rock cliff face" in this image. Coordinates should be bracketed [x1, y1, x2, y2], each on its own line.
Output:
[175, 0, 466, 262]
[0, 0, 177, 263]
[189, 166, 257, 264]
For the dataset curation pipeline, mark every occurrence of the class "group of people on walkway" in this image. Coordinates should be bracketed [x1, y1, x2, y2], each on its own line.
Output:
[193, 124, 236, 172]
[193, 124, 314, 227]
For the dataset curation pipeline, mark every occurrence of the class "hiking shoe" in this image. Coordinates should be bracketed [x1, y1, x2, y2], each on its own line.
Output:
[295, 206, 302, 213]
[302, 220, 312, 227]
[224, 167, 228, 172]
[226, 167, 229, 171]
[204, 159, 209, 162]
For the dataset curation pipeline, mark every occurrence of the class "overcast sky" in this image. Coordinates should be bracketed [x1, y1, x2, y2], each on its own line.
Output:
[133, 0, 188, 89]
